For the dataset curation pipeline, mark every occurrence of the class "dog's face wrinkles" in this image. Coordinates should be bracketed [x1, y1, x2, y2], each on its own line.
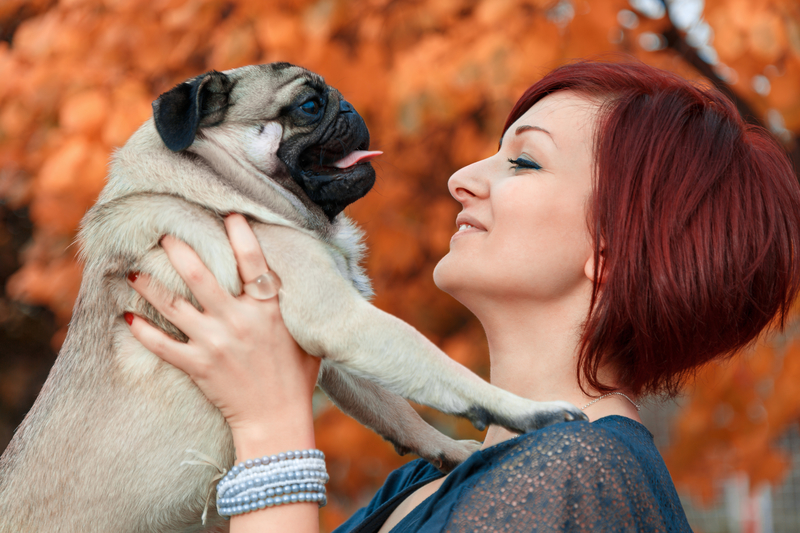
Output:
[152, 63, 377, 220]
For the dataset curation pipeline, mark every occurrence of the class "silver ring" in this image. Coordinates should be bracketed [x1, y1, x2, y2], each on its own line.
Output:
[243, 271, 281, 300]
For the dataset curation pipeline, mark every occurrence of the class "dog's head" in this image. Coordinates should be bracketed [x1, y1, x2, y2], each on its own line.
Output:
[151, 63, 380, 220]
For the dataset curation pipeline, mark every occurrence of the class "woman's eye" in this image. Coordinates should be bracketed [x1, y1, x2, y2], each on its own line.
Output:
[300, 99, 320, 115]
[508, 157, 542, 171]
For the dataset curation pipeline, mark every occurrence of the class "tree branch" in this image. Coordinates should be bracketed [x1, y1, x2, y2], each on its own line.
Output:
[655, 1, 800, 174]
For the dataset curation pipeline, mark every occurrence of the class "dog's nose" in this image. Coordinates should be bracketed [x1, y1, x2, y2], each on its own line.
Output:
[339, 100, 354, 114]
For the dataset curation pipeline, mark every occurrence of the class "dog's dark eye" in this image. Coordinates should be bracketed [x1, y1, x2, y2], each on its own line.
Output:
[290, 95, 326, 126]
[299, 99, 321, 115]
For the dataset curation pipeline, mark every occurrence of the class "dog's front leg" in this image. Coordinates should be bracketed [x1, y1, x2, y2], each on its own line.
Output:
[318, 362, 480, 472]
[252, 224, 586, 436]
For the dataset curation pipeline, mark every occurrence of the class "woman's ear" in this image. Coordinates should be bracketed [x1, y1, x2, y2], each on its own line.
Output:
[584, 249, 607, 284]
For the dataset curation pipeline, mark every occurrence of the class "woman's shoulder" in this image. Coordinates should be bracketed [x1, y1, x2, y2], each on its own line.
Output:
[443, 416, 692, 532]
[496, 414, 656, 462]
[480, 415, 677, 502]
[473, 415, 656, 474]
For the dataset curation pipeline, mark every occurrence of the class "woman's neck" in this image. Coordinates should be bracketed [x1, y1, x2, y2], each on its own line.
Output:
[468, 290, 641, 448]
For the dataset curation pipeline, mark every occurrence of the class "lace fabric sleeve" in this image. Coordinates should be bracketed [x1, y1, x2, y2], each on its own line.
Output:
[444, 421, 686, 533]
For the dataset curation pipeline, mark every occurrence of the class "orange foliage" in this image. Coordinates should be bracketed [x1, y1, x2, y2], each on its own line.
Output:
[664, 332, 799, 504]
[2, 0, 800, 525]
[705, 0, 800, 129]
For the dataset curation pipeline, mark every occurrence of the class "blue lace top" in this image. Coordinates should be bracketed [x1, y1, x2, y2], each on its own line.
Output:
[333, 416, 692, 532]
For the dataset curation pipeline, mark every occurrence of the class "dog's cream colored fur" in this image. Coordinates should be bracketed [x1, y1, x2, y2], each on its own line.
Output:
[0, 64, 583, 532]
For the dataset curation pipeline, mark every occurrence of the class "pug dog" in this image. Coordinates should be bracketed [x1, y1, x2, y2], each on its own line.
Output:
[0, 63, 584, 532]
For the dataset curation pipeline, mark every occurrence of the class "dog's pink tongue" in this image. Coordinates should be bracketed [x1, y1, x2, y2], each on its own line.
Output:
[332, 150, 383, 169]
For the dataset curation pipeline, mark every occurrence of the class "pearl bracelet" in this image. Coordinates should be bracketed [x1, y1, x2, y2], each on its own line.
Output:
[216, 460, 328, 498]
[218, 470, 328, 500]
[216, 449, 328, 518]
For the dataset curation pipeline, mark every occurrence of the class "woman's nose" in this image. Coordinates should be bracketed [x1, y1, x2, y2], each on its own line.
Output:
[447, 159, 490, 204]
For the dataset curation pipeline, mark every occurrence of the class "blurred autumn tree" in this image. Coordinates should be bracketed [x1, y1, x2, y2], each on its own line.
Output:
[1, 0, 800, 528]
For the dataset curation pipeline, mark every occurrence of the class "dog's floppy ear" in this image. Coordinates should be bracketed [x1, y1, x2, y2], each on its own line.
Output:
[152, 70, 234, 152]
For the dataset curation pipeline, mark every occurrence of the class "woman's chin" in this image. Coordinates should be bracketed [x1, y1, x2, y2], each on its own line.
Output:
[432, 254, 458, 293]
[433, 253, 475, 299]
[432, 256, 450, 292]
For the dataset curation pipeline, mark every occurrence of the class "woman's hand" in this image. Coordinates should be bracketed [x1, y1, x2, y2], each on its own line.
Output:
[125, 214, 321, 458]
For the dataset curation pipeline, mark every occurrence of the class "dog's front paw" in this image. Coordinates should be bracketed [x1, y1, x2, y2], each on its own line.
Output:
[424, 439, 482, 473]
[388, 434, 480, 473]
[463, 400, 587, 433]
[514, 400, 588, 433]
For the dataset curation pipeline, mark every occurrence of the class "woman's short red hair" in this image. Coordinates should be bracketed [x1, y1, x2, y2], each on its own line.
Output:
[504, 60, 800, 397]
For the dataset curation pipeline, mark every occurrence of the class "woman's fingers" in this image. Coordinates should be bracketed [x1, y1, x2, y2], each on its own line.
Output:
[127, 271, 206, 340]
[225, 214, 282, 300]
[127, 312, 197, 374]
[225, 214, 271, 283]
[160, 235, 233, 313]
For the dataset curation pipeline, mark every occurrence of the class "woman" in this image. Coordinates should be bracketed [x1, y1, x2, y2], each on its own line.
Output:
[126, 60, 800, 532]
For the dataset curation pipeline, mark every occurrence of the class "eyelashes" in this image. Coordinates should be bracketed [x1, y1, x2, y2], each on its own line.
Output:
[508, 157, 542, 171]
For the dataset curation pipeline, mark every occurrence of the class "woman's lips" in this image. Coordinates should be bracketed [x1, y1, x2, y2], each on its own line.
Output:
[455, 213, 486, 231]
[451, 222, 484, 242]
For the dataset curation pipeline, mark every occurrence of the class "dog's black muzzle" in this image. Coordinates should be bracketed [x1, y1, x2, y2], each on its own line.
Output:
[291, 100, 376, 220]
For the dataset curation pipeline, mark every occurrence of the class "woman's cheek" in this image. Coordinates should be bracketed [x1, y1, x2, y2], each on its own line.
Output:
[491, 206, 590, 297]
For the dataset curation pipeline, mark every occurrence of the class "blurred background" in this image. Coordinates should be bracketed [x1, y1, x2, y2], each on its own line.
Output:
[1, 0, 800, 531]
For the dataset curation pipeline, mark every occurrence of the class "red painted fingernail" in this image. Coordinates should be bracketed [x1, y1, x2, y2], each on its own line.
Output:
[124, 312, 134, 325]
[127, 271, 139, 282]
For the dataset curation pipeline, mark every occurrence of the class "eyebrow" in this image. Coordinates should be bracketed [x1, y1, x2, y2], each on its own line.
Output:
[515, 125, 557, 148]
